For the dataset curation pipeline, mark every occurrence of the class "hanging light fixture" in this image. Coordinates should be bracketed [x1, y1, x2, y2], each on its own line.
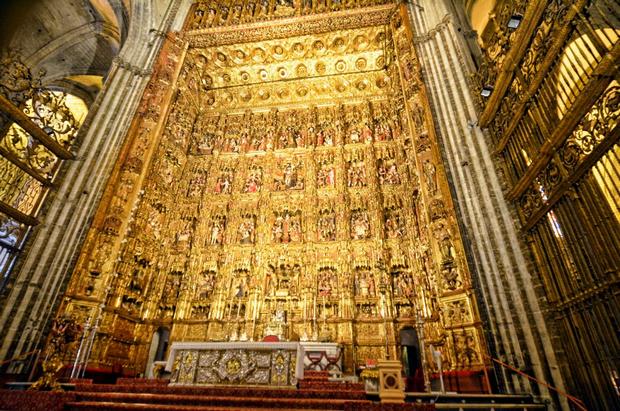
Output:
[507, 14, 523, 30]
[481, 85, 494, 97]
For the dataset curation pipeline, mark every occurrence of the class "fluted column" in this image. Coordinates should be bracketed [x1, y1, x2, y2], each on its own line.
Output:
[406, 1, 568, 409]
[0, 0, 192, 373]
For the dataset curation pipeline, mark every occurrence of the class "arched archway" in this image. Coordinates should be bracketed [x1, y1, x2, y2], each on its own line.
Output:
[399, 326, 424, 391]
[145, 327, 170, 377]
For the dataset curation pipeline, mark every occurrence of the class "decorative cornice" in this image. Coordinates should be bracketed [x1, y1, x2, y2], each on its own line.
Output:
[187, 5, 395, 48]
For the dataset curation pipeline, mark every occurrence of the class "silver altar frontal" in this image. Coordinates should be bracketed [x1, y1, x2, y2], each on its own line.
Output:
[166, 342, 305, 387]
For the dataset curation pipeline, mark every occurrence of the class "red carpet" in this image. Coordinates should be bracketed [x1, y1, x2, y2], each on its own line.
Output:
[0, 371, 434, 411]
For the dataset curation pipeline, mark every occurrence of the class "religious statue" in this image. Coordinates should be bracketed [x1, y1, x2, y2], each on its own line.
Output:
[196, 270, 216, 300]
[317, 159, 335, 187]
[209, 217, 226, 245]
[318, 210, 336, 241]
[316, 123, 334, 146]
[373, 116, 392, 141]
[393, 273, 414, 297]
[455, 332, 478, 368]
[274, 160, 304, 190]
[361, 121, 373, 142]
[30, 316, 82, 391]
[188, 173, 206, 197]
[355, 269, 376, 297]
[385, 210, 405, 238]
[351, 210, 370, 239]
[423, 159, 437, 195]
[434, 222, 455, 264]
[244, 167, 263, 193]
[347, 160, 367, 187]
[273, 210, 302, 243]
[238, 216, 256, 244]
[318, 268, 337, 297]
[215, 170, 233, 194]
[378, 160, 401, 185]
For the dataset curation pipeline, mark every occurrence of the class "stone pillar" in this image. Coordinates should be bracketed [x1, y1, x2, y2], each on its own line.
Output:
[405, 1, 568, 409]
[0, 0, 192, 374]
[377, 359, 405, 403]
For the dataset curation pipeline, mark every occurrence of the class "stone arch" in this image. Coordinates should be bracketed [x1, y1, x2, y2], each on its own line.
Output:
[465, 0, 497, 43]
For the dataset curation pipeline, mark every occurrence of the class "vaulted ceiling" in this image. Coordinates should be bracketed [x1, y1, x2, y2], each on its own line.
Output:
[0, 0, 130, 104]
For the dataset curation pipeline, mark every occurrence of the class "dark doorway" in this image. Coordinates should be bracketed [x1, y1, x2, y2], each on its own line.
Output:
[155, 327, 170, 362]
[400, 326, 424, 391]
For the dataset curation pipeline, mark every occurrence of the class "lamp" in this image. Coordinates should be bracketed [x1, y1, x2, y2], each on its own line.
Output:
[481, 85, 493, 98]
[507, 14, 523, 30]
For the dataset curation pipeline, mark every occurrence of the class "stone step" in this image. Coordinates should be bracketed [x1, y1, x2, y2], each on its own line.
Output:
[73, 384, 366, 400]
[434, 404, 546, 410]
[66, 402, 335, 411]
[73, 391, 369, 410]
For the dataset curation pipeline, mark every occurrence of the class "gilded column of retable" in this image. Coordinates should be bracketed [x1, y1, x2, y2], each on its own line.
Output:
[57, 0, 488, 377]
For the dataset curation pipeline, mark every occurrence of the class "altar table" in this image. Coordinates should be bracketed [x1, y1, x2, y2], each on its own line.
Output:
[166, 342, 304, 387]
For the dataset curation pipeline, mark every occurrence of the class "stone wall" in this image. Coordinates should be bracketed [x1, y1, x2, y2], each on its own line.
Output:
[0, 0, 192, 375]
[405, 1, 568, 409]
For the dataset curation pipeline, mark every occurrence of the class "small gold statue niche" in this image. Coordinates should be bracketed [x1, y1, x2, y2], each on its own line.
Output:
[344, 102, 372, 144]
[214, 166, 234, 194]
[384, 200, 406, 239]
[317, 205, 336, 242]
[315, 106, 337, 147]
[237, 212, 257, 244]
[376, 148, 401, 186]
[222, 115, 244, 153]
[194, 115, 220, 155]
[266, 260, 301, 298]
[275, 109, 304, 150]
[186, 165, 208, 198]
[350, 206, 371, 240]
[371, 101, 393, 142]
[346, 150, 367, 188]
[195, 268, 217, 301]
[390, 265, 414, 299]
[273, 157, 304, 191]
[316, 152, 335, 188]
[160, 270, 184, 313]
[316, 265, 338, 299]
[272, 207, 302, 244]
[128, 253, 151, 295]
[353, 264, 377, 299]
[208, 214, 227, 246]
[249, 111, 270, 151]
[226, 268, 250, 320]
[243, 162, 263, 193]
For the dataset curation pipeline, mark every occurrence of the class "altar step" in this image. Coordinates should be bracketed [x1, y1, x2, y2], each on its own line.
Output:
[67, 401, 337, 411]
[64, 391, 369, 410]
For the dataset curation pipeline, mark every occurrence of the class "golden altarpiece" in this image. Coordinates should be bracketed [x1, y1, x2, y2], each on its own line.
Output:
[56, 0, 488, 377]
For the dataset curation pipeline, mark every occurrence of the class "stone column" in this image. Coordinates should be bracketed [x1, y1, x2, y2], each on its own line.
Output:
[0, 0, 192, 374]
[405, 1, 568, 409]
